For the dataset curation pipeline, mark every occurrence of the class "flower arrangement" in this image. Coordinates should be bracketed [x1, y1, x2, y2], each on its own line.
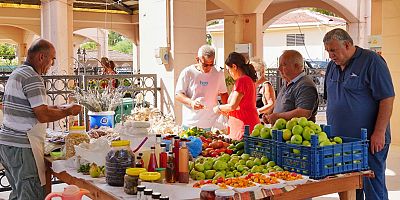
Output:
[72, 87, 126, 112]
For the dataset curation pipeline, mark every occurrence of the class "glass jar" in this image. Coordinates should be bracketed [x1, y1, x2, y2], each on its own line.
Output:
[215, 189, 235, 200]
[137, 185, 146, 200]
[200, 184, 219, 200]
[124, 168, 146, 195]
[152, 192, 161, 199]
[65, 126, 89, 159]
[144, 189, 153, 200]
[155, 168, 165, 183]
[160, 196, 169, 200]
[106, 140, 135, 186]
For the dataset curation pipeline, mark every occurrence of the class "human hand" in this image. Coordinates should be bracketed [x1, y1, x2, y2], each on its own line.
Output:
[370, 131, 385, 154]
[67, 104, 82, 116]
[265, 113, 279, 125]
[191, 98, 205, 110]
[213, 105, 220, 113]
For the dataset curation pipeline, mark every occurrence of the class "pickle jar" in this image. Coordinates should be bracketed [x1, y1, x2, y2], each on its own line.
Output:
[124, 168, 146, 195]
[200, 184, 219, 200]
[106, 140, 135, 186]
[215, 189, 235, 200]
[65, 126, 89, 159]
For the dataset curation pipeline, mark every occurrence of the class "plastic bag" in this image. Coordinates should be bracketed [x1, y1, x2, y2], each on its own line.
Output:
[212, 114, 228, 131]
[162, 136, 203, 158]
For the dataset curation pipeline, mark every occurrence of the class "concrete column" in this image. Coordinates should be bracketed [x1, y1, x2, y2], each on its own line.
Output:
[41, 0, 74, 74]
[224, 13, 264, 60]
[17, 43, 27, 65]
[139, 0, 206, 124]
[347, 0, 370, 48]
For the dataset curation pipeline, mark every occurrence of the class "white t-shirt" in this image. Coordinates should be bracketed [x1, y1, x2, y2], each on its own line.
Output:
[175, 65, 227, 128]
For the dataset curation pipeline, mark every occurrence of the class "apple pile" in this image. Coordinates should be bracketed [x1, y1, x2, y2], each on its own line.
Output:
[250, 124, 272, 139]
[200, 136, 234, 157]
[252, 117, 343, 147]
[189, 153, 282, 181]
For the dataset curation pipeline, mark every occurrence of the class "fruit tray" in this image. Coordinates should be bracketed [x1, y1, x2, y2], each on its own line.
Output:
[243, 173, 286, 190]
[243, 126, 277, 162]
[274, 125, 369, 179]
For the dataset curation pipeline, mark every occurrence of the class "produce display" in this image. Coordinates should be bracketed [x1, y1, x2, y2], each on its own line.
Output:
[189, 153, 279, 181]
[268, 171, 303, 181]
[251, 117, 343, 148]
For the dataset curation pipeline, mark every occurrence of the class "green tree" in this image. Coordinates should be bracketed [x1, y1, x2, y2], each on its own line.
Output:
[309, 8, 336, 17]
[108, 31, 123, 46]
[111, 40, 133, 54]
[80, 41, 97, 50]
[0, 43, 16, 61]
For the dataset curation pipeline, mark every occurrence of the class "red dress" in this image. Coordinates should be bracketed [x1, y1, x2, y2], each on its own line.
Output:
[228, 75, 260, 140]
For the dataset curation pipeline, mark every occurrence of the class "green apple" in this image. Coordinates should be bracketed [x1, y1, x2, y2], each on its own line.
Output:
[246, 160, 255, 168]
[220, 154, 231, 163]
[226, 172, 234, 178]
[320, 140, 332, 147]
[282, 129, 292, 141]
[213, 172, 225, 180]
[213, 160, 228, 171]
[260, 127, 272, 139]
[189, 161, 194, 171]
[195, 163, 205, 172]
[318, 132, 329, 143]
[204, 161, 213, 170]
[297, 117, 308, 127]
[254, 158, 262, 166]
[254, 123, 264, 130]
[309, 123, 322, 133]
[334, 136, 343, 144]
[292, 149, 301, 154]
[302, 140, 311, 146]
[238, 160, 246, 165]
[249, 156, 255, 161]
[291, 134, 303, 145]
[262, 169, 269, 174]
[302, 127, 315, 141]
[195, 172, 206, 180]
[286, 120, 298, 131]
[274, 118, 287, 130]
[266, 161, 276, 168]
[251, 129, 260, 137]
[292, 125, 304, 135]
[241, 153, 250, 161]
[236, 165, 245, 172]
[205, 170, 216, 179]
[234, 171, 242, 177]
[268, 168, 276, 173]
[261, 156, 269, 164]
[195, 157, 205, 164]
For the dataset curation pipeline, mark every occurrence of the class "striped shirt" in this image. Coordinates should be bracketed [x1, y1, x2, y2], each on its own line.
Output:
[0, 64, 47, 148]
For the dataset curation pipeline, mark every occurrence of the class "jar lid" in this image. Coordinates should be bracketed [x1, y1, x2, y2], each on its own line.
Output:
[111, 140, 130, 147]
[215, 189, 235, 197]
[144, 189, 153, 195]
[201, 184, 219, 191]
[69, 126, 86, 131]
[160, 143, 166, 147]
[155, 168, 165, 172]
[152, 192, 161, 198]
[126, 168, 146, 176]
[137, 185, 146, 191]
[160, 196, 169, 200]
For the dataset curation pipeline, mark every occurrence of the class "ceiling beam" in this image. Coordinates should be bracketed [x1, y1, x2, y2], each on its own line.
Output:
[110, 0, 133, 14]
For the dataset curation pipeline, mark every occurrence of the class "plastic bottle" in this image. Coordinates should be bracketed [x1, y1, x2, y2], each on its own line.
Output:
[137, 185, 146, 200]
[159, 143, 168, 168]
[148, 146, 158, 172]
[173, 136, 180, 179]
[65, 126, 89, 159]
[144, 189, 153, 200]
[152, 192, 161, 200]
[178, 139, 189, 183]
[135, 156, 144, 168]
[165, 152, 175, 183]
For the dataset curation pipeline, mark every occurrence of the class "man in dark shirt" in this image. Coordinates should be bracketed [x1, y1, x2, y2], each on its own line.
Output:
[264, 50, 318, 124]
[323, 28, 395, 200]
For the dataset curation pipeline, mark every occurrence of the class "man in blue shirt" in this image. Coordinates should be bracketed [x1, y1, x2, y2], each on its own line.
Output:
[323, 28, 395, 200]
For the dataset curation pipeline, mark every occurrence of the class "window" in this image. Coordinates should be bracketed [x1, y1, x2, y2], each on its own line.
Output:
[286, 34, 305, 46]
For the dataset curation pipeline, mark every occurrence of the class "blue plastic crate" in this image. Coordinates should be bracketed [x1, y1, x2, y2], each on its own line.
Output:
[275, 125, 369, 179]
[243, 126, 277, 162]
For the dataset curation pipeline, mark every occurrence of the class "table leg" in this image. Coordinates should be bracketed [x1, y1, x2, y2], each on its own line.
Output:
[45, 160, 52, 196]
[339, 190, 356, 200]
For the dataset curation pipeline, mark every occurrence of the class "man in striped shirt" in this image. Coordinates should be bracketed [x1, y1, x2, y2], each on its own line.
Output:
[0, 39, 82, 200]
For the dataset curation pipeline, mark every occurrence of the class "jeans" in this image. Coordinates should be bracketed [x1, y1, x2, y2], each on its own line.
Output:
[0, 144, 45, 200]
[356, 143, 390, 200]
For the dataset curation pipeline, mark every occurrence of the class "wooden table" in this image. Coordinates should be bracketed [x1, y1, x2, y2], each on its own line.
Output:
[45, 157, 373, 200]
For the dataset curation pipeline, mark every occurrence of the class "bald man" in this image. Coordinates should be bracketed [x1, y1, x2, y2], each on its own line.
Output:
[0, 39, 82, 200]
[264, 50, 319, 124]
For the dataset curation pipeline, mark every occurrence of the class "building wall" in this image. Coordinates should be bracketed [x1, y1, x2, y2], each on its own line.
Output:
[381, 0, 400, 145]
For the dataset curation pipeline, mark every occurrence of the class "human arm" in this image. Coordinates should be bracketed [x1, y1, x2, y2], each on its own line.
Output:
[213, 91, 244, 114]
[257, 82, 276, 115]
[33, 104, 82, 123]
[265, 108, 311, 124]
[370, 96, 394, 154]
[219, 92, 229, 104]
[175, 92, 204, 110]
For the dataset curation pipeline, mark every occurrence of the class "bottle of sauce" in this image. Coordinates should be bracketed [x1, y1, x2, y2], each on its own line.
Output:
[173, 136, 180, 179]
[159, 143, 167, 168]
[155, 134, 162, 166]
[178, 139, 189, 183]
[135, 155, 144, 168]
[148, 146, 158, 172]
[165, 152, 175, 183]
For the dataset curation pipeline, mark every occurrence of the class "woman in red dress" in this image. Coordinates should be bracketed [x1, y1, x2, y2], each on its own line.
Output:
[213, 52, 260, 140]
